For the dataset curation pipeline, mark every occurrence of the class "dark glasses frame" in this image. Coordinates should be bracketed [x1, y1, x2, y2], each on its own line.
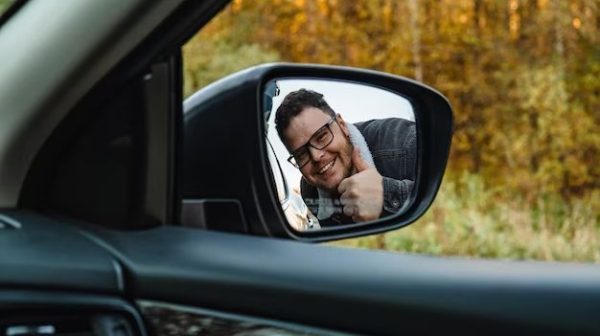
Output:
[287, 116, 337, 168]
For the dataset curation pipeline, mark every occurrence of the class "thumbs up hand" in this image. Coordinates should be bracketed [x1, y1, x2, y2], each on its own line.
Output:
[337, 148, 384, 222]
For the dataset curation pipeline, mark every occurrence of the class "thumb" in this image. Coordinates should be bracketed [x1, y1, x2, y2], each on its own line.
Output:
[351, 147, 369, 172]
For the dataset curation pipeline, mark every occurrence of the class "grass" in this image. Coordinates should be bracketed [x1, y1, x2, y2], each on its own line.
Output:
[331, 172, 600, 263]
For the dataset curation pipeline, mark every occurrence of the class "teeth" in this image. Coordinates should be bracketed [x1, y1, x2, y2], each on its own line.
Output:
[319, 159, 335, 174]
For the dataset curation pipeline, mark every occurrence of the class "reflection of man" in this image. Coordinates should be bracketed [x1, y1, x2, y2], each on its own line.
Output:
[275, 89, 416, 227]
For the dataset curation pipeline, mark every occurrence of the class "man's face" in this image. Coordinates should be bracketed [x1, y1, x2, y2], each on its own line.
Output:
[284, 107, 353, 195]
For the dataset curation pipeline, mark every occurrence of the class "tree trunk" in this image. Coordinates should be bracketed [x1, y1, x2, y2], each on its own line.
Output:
[552, 0, 565, 69]
[408, 0, 423, 82]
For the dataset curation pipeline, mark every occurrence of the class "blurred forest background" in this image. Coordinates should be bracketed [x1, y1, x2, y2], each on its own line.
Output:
[183, 0, 599, 262]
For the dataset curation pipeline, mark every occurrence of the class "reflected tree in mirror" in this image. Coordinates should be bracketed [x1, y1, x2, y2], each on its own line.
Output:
[265, 79, 416, 231]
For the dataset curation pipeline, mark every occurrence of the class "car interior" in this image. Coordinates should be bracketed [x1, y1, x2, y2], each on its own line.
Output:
[1, 1, 599, 335]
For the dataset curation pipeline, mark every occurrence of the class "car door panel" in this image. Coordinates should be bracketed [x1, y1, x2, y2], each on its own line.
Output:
[1, 0, 599, 335]
[0, 211, 121, 294]
[80, 222, 600, 335]
[1, 204, 599, 335]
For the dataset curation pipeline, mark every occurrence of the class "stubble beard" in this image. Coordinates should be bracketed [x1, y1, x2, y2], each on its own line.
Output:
[325, 141, 355, 198]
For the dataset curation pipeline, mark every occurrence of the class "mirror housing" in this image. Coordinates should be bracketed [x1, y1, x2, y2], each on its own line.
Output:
[182, 63, 452, 242]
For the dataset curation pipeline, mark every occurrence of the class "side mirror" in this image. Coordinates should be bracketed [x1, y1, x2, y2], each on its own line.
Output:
[182, 63, 452, 242]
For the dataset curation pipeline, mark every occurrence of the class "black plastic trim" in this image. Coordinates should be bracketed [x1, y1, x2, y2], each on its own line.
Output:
[0, 290, 147, 336]
[86, 225, 600, 336]
[18, 0, 229, 228]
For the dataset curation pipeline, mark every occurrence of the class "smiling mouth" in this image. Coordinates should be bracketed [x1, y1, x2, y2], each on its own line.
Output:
[318, 158, 336, 175]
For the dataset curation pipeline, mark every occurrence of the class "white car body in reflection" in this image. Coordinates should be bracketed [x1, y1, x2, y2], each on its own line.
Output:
[267, 138, 320, 231]
[282, 191, 320, 231]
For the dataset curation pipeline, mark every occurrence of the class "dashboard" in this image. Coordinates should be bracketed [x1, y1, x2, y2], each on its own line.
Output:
[0, 212, 143, 336]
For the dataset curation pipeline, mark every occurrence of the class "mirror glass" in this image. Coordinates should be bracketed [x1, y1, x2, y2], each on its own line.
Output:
[264, 79, 417, 231]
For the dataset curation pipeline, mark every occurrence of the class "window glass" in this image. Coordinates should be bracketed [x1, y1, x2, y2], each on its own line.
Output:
[183, 1, 600, 263]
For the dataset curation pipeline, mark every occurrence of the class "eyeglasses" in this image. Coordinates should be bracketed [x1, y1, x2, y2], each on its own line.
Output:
[287, 116, 337, 169]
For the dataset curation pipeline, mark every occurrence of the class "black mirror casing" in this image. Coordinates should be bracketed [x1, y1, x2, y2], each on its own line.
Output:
[182, 63, 453, 242]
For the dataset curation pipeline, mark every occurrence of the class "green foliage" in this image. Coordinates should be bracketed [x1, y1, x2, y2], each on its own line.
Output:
[0, 0, 15, 14]
[333, 172, 600, 262]
[183, 40, 280, 97]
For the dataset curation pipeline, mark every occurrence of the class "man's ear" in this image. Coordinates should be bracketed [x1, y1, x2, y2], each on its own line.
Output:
[336, 114, 350, 138]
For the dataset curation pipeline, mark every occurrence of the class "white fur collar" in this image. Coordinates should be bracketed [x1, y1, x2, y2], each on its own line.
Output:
[316, 123, 375, 220]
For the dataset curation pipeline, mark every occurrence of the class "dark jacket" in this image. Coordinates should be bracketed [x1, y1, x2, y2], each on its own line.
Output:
[301, 118, 416, 227]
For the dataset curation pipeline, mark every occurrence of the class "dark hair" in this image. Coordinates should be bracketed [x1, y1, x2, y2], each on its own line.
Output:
[275, 89, 336, 145]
